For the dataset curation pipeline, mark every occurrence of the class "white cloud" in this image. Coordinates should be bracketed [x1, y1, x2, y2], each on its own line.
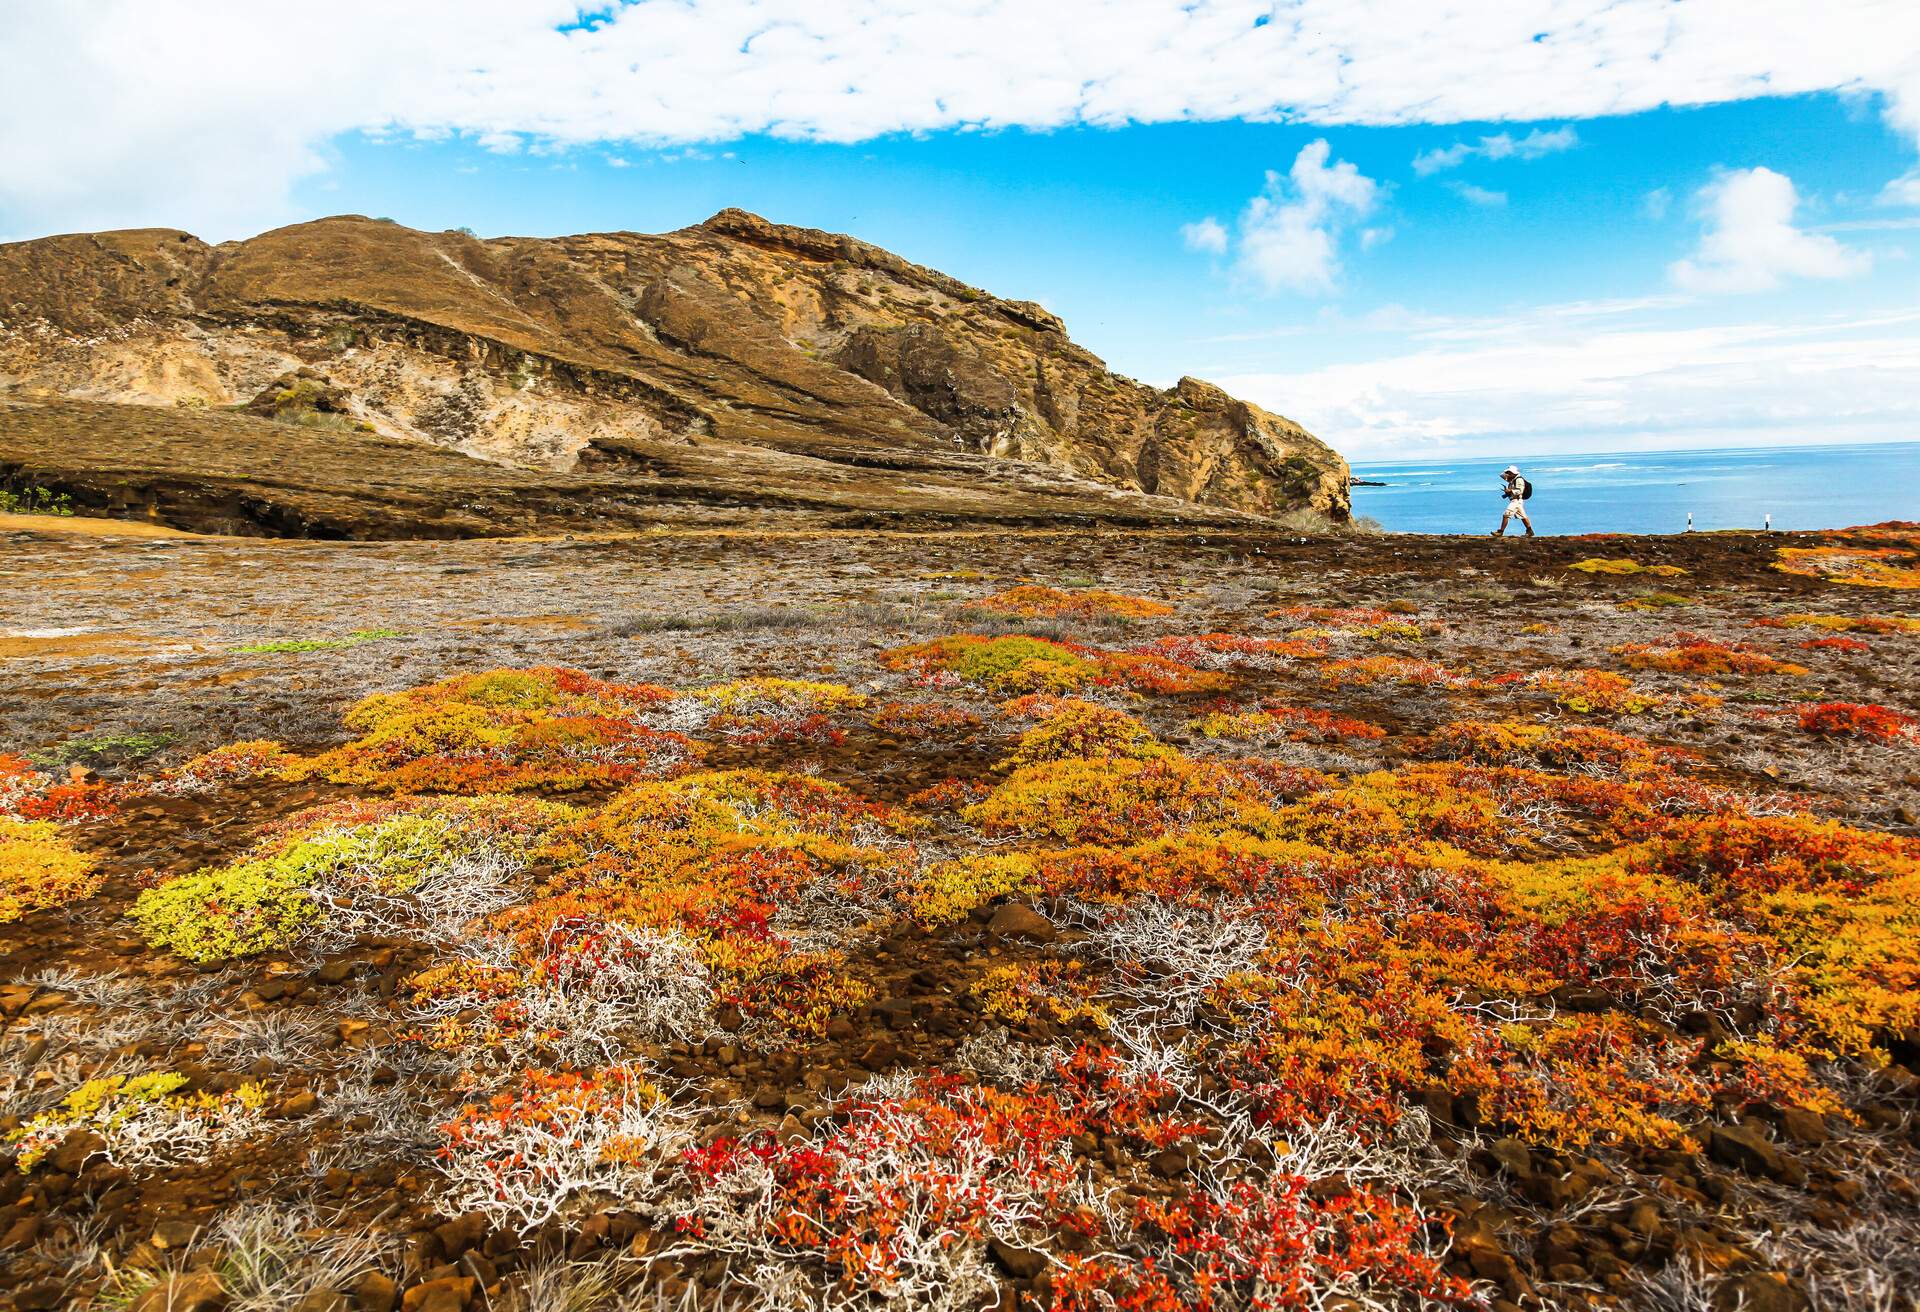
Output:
[1883, 170, 1920, 207]
[1359, 226, 1394, 250]
[1181, 216, 1229, 255]
[1412, 126, 1579, 176]
[1234, 141, 1380, 295]
[1449, 182, 1508, 207]
[1642, 187, 1672, 220]
[1669, 167, 1872, 293]
[4, 2, 1920, 239]
[1218, 303, 1920, 458]
[1822, 215, 1920, 232]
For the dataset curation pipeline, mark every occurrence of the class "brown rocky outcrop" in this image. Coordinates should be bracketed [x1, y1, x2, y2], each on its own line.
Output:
[0, 211, 1348, 535]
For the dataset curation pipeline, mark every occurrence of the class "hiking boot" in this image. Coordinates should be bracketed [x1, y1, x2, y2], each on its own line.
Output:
[1524, 526, 1535, 537]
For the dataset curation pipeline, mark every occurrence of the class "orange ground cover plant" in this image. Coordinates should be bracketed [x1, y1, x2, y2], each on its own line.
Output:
[1194, 703, 1387, 743]
[881, 633, 1224, 697]
[1092, 649, 1231, 695]
[492, 770, 915, 1038]
[0, 754, 119, 822]
[1052, 1174, 1474, 1312]
[1773, 543, 1920, 589]
[693, 678, 867, 746]
[673, 1059, 1204, 1301]
[1266, 603, 1399, 626]
[1628, 812, 1917, 901]
[1567, 558, 1688, 577]
[1612, 812, 1920, 1059]
[965, 755, 1302, 845]
[970, 584, 1174, 620]
[293, 667, 699, 792]
[1794, 701, 1918, 743]
[992, 697, 1169, 771]
[152, 740, 297, 794]
[42, 654, 1920, 1293]
[970, 960, 1108, 1028]
[0, 818, 103, 923]
[1754, 612, 1920, 634]
[1137, 632, 1331, 669]
[1613, 632, 1808, 677]
[866, 701, 983, 737]
[1525, 669, 1665, 715]
[1319, 655, 1465, 690]
[1450, 1013, 1716, 1151]
[880, 634, 1100, 694]
[1413, 720, 1692, 775]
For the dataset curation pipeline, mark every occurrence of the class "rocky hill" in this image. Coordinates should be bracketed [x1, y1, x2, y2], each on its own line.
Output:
[0, 212, 1347, 536]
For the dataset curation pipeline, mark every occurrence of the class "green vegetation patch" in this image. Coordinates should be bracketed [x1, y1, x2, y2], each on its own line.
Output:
[0, 485, 75, 516]
[28, 731, 173, 771]
[233, 628, 401, 654]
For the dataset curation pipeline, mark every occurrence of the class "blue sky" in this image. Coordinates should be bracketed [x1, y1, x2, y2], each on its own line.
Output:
[5, 2, 1920, 459]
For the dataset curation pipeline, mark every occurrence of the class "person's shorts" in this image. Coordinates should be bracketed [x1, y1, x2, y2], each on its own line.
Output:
[1501, 499, 1530, 521]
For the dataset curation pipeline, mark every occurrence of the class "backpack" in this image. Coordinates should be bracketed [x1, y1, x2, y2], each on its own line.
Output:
[1517, 477, 1533, 501]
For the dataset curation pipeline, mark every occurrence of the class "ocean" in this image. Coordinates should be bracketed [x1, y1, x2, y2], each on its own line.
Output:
[1347, 442, 1920, 536]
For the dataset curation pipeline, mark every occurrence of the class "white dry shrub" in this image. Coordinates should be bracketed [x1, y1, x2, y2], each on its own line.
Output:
[1042, 896, 1277, 1119]
[203, 1010, 327, 1068]
[662, 1072, 1095, 1312]
[409, 919, 715, 1065]
[639, 695, 716, 737]
[769, 862, 899, 948]
[307, 842, 525, 948]
[1095, 1162, 1465, 1312]
[519, 922, 716, 1055]
[1752, 1215, 1920, 1312]
[952, 1028, 1064, 1087]
[308, 1079, 443, 1172]
[110, 1089, 269, 1168]
[438, 1064, 704, 1231]
[312, 1043, 461, 1169]
[93, 1201, 397, 1312]
[1066, 896, 1270, 1024]
[9, 1071, 269, 1172]
[11, 967, 240, 1053]
[1625, 1257, 1724, 1312]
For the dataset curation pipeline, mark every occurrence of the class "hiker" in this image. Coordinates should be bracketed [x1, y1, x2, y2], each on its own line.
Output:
[1492, 465, 1534, 537]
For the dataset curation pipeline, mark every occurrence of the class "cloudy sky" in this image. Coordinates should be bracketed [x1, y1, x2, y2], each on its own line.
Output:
[4, 0, 1918, 459]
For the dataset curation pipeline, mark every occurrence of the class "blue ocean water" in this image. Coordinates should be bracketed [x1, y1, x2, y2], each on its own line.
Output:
[1348, 442, 1920, 536]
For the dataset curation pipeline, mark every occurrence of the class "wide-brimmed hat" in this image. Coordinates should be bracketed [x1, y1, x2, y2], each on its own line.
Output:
[1503, 466, 1520, 476]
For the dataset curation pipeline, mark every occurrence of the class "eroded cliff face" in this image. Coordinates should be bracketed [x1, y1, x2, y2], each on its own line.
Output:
[0, 211, 1348, 523]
